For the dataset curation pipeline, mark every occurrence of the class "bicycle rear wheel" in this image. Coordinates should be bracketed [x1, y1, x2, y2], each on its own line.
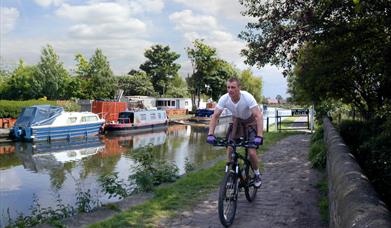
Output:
[218, 170, 238, 227]
[244, 163, 258, 202]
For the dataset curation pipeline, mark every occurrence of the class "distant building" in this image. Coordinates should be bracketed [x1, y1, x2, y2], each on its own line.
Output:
[266, 98, 279, 105]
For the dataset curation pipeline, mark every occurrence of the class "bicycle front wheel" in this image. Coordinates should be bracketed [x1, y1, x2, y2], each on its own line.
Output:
[244, 163, 258, 202]
[218, 170, 238, 227]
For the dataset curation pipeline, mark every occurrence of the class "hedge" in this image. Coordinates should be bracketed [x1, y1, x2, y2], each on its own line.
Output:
[0, 100, 80, 118]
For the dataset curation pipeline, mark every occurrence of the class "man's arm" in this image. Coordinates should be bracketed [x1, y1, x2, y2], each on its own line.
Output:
[208, 108, 223, 135]
[251, 106, 263, 137]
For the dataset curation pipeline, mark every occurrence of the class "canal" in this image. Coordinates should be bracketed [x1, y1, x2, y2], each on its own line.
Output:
[0, 123, 230, 226]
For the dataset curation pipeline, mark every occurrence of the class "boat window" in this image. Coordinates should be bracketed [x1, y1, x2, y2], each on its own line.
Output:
[81, 116, 98, 122]
[185, 101, 189, 106]
[171, 101, 175, 106]
[158, 113, 161, 119]
[22, 108, 35, 117]
[150, 113, 156, 120]
[140, 114, 147, 121]
[67, 117, 78, 124]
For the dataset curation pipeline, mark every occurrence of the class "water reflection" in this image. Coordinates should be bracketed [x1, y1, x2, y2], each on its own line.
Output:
[0, 123, 230, 227]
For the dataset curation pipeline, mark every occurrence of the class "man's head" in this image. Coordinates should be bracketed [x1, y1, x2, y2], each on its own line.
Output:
[227, 77, 241, 99]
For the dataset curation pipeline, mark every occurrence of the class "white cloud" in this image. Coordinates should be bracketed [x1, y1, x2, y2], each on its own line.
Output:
[68, 20, 146, 39]
[169, 10, 218, 32]
[3, 36, 152, 75]
[56, 3, 131, 24]
[172, 0, 247, 21]
[128, 0, 164, 14]
[34, 0, 64, 7]
[56, 3, 148, 39]
[0, 7, 19, 35]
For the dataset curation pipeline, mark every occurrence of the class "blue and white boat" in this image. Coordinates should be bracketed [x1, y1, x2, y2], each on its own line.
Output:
[10, 105, 105, 141]
[188, 108, 232, 124]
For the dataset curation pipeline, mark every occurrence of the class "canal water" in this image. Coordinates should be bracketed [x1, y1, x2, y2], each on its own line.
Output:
[0, 124, 230, 226]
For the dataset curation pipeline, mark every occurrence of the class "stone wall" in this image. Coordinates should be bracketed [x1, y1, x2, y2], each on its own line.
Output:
[323, 117, 391, 228]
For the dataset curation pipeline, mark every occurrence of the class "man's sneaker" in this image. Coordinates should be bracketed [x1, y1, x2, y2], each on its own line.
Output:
[254, 174, 262, 188]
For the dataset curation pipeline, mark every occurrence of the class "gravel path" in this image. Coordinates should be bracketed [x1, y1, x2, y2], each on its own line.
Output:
[160, 134, 326, 228]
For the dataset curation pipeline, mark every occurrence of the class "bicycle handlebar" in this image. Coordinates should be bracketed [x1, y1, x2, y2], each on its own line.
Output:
[212, 137, 254, 148]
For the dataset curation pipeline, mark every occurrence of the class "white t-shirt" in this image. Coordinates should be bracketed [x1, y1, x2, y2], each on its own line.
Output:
[216, 91, 259, 119]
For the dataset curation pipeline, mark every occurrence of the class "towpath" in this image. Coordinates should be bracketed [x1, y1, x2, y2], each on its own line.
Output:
[160, 134, 326, 228]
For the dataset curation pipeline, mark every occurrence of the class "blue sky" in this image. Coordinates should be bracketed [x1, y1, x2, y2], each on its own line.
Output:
[0, 0, 288, 98]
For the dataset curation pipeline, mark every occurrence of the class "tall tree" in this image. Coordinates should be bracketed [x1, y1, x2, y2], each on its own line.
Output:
[139, 45, 181, 96]
[35, 45, 70, 99]
[240, 0, 391, 119]
[187, 40, 218, 108]
[4, 60, 40, 100]
[239, 69, 263, 103]
[165, 74, 189, 98]
[87, 49, 116, 99]
[117, 72, 156, 96]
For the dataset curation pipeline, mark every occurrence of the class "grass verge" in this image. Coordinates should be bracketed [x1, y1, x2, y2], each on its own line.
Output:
[316, 177, 329, 224]
[89, 131, 298, 227]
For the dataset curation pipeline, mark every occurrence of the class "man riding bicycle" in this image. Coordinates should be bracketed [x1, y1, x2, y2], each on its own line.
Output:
[207, 77, 264, 188]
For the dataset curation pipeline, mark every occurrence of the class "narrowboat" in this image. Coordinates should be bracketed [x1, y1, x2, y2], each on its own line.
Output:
[104, 109, 168, 133]
[10, 105, 105, 141]
[188, 108, 232, 124]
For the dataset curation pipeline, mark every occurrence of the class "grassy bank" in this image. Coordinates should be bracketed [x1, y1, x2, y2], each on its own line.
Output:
[90, 131, 298, 227]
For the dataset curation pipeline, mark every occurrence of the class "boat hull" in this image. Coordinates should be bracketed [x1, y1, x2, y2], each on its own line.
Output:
[12, 122, 104, 142]
[104, 123, 168, 134]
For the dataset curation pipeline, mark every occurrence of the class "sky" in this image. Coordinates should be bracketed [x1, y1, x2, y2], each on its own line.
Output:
[0, 0, 288, 98]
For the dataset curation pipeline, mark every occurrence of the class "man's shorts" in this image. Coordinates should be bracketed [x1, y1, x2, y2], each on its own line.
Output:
[226, 123, 258, 148]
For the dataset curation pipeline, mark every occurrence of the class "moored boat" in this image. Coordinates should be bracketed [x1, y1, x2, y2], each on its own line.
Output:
[188, 108, 232, 124]
[10, 105, 105, 141]
[104, 109, 168, 134]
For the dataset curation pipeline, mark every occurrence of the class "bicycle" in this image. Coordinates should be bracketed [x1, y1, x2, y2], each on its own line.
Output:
[213, 137, 259, 227]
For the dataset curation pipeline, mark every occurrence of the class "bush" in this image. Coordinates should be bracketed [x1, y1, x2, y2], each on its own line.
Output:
[131, 145, 179, 192]
[0, 100, 80, 118]
[338, 118, 391, 207]
[309, 126, 327, 169]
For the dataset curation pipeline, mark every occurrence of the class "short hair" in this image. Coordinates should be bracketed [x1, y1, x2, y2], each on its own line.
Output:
[227, 77, 241, 87]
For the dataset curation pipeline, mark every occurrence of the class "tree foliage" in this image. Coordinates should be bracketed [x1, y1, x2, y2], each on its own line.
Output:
[35, 45, 71, 99]
[140, 45, 181, 96]
[239, 69, 263, 103]
[117, 72, 157, 96]
[187, 40, 219, 107]
[240, 0, 391, 119]
[86, 49, 116, 99]
[206, 59, 237, 101]
[165, 74, 189, 98]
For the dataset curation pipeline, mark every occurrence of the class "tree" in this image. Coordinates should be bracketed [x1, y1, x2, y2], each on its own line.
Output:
[87, 49, 116, 99]
[275, 95, 283, 104]
[3, 60, 40, 100]
[165, 74, 189, 98]
[240, 0, 391, 119]
[206, 59, 237, 101]
[117, 72, 156, 96]
[239, 69, 263, 103]
[139, 45, 181, 96]
[187, 40, 218, 108]
[73, 53, 91, 99]
[35, 45, 71, 99]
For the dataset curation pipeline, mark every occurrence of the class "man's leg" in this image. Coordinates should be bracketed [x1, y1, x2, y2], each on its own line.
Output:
[226, 146, 233, 162]
[248, 147, 262, 188]
[248, 148, 259, 170]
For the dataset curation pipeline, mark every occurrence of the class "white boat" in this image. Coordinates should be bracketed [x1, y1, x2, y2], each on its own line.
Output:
[10, 105, 105, 141]
[104, 109, 168, 133]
